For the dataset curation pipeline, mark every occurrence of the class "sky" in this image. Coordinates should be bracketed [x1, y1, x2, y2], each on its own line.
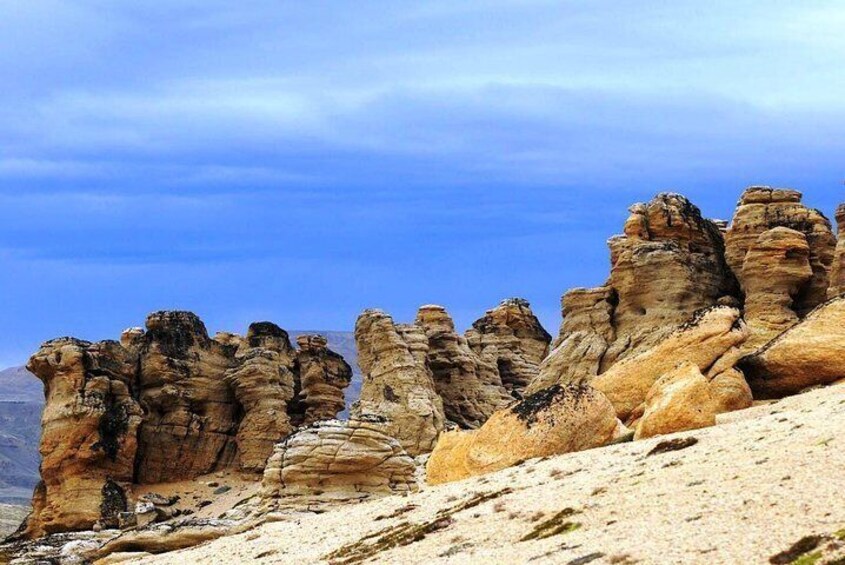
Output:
[0, 1, 843, 368]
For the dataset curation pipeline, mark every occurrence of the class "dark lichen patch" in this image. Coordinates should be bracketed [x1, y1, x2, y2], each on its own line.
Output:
[569, 553, 606, 565]
[93, 394, 130, 462]
[100, 479, 127, 528]
[521, 508, 582, 542]
[647, 437, 698, 457]
[511, 384, 595, 428]
[770, 536, 823, 564]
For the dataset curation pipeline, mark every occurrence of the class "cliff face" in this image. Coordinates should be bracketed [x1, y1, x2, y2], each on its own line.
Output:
[20, 312, 352, 538]
[532, 194, 738, 394]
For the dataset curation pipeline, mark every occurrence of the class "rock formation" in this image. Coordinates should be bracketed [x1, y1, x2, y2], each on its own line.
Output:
[261, 416, 417, 500]
[740, 297, 845, 398]
[724, 187, 836, 317]
[737, 227, 813, 348]
[426, 383, 621, 485]
[21, 311, 352, 538]
[829, 204, 845, 298]
[353, 309, 446, 456]
[415, 305, 511, 429]
[295, 335, 353, 426]
[591, 306, 749, 422]
[634, 362, 717, 440]
[465, 298, 552, 399]
[24, 338, 143, 537]
[531, 194, 737, 394]
[134, 311, 240, 484]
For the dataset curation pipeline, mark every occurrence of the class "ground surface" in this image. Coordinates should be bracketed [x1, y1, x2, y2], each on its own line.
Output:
[0, 504, 28, 538]
[138, 383, 845, 565]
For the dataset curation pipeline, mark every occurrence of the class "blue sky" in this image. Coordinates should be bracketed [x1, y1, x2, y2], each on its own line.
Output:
[0, 1, 843, 367]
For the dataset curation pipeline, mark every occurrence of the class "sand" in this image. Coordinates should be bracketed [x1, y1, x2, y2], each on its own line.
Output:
[136, 384, 845, 564]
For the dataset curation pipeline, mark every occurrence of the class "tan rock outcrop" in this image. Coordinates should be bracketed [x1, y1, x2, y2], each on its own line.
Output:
[261, 416, 417, 500]
[465, 298, 552, 399]
[739, 296, 845, 398]
[426, 383, 621, 485]
[23, 338, 143, 537]
[134, 312, 240, 484]
[591, 306, 749, 422]
[829, 204, 845, 298]
[295, 335, 353, 426]
[353, 309, 446, 456]
[531, 287, 616, 393]
[224, 347, 296, 472]
[416, 305, 510, 429]
[725, 186, 836, 316]
[634, 362, 717, 440]
[531, 194, 738, 394]
[738, 227, 813, 348]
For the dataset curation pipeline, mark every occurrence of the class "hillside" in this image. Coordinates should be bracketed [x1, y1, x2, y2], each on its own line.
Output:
[146, 384, 845, 565]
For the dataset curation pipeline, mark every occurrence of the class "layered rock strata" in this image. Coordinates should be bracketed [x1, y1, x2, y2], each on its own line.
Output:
[591, 306, 749, 422]
[531, 194, 738, 394]
[22, 312, 351, 538]
[426, 384, 621, 485]
[465, 298, 552, 398]
[353, 309, 445, 456]
[416, 305, 511, 429]
[829, 204, 845, 298]
[724, 187, 836, 317]
[24, 339, 143, 537]
[740, 297, 845, 398]
[261, 416, 417, 500]
[295, 335, 353, 426]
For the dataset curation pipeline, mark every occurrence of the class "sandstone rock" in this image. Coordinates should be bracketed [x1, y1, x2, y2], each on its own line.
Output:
[224, 346, 296, 472]
[22, 339, 143, 537]
[295, 335, 353, 426]
[531, 287, 616, 393]
[739, 297, 845, 398]
[426, 384, 620, 485]
[465, 298, 552, 398]
[725, 186, 836, 316]
[634, 363, 717, 440]
[353, 309, 445, 456]
[738, 227, 813, 348]
[135, 312, 240, 484]
[261, 416, 417, 500]
[829, 204, 845, 298]
[708, 368, 753, 414]
[532, 194, 737, 393]
[416, 305, 510, 429]
[591, 306, 749, 422]
[90, 519, 240, 561]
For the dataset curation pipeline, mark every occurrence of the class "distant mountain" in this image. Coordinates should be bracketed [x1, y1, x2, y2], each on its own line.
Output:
[0, 367, 42, 504]
[0, 331, 361, 504]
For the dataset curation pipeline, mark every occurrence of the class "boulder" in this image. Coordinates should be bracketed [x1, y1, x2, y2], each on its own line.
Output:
[724, 186, 836, 316]
[591, 306, 749, 422]
[295, 335, 353, 426]
[634, 362, 717, 440]
[738, 227, 813, 348]
[134, 312, 240, 484]
[23, 339, 143, 537]
[353, 309, 446, 456]
[531, 194, 737, 393]
[465, 298, 552, 398]
[426, 384, 621, 485]
[261, 416, 416, 500]
[416, 305, 511, 429]
[740, 297, 845, 398]
[829, 204, 845, 298]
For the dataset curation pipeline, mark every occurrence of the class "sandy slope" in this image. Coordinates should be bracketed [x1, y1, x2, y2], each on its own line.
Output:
[140, 384, 845, 565]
